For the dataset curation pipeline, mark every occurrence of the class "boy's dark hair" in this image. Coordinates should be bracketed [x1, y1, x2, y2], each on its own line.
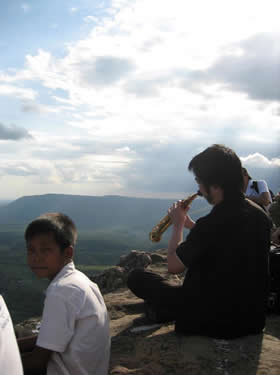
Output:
[25, 212, 78, 252]
[188, 144, 244, 199]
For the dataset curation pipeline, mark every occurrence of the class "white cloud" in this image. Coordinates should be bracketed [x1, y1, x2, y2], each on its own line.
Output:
[21, 3, 31, 13]
[0, 84, 36, 100]
[21, 100, 74, 114]
[241, 153, 280, 168]
[116, 146, 134, 153]
[0, 149, 132, 192]
[84, 16, 98, 23]
[1, 0, 279, 198]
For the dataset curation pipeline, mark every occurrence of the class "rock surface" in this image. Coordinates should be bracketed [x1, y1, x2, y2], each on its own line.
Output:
[104, 249, 280, 375]
[16, 249, 280, 375]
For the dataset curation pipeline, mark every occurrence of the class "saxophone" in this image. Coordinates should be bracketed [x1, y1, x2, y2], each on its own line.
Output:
[149, 192, 200, 242]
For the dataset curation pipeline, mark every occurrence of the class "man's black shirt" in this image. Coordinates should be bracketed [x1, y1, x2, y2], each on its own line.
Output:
[176, 196, 272, 338]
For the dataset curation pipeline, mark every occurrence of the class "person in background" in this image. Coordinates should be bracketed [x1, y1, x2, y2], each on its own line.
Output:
[17, 212, 110, 375]
[128, 144, 272, 339]
[0, 295, 23, 374]
[242, 167, 272, 211]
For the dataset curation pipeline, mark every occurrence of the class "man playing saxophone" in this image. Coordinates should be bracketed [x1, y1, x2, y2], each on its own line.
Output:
[128, 144, 272, 339]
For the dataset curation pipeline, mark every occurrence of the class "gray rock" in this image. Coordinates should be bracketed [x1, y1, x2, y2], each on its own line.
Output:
[118, 250, 152, 270]
[91, 266, 127, 293]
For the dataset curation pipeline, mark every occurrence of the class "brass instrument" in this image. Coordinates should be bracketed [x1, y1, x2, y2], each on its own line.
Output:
[149, 192, 200, 242]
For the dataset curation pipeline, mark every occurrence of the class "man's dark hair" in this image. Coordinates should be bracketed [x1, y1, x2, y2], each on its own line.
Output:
[25, 212, 78, 252]
[188, 144, 244, 199]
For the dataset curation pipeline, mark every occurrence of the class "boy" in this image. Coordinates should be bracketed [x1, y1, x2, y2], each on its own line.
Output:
[18, 212, 110, 375]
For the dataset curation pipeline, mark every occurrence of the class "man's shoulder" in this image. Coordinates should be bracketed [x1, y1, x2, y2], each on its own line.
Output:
[245, 197, 267, 213]
[208, 198, 269, 224]
[245, 198, 272, 227]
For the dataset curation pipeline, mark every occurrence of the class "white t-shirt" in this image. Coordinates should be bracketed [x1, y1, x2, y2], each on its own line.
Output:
[36, 262, 110, 375]
[245, 179, 272, 210]
[0, 295, 24, 375]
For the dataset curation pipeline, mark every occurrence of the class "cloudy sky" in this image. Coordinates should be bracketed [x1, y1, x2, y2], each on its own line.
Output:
[0, 0, 279, 200]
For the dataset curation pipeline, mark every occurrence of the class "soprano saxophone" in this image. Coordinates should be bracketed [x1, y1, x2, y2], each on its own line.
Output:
[149, 192, 200, 242]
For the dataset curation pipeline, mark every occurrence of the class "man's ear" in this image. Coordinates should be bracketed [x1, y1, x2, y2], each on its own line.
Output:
[209, 185, 224, 203]
[64, 246, 74, 259]
[209, 184, 219, 194]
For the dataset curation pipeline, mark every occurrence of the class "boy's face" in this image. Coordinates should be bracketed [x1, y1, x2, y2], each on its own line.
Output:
[26, 233, 72, 281]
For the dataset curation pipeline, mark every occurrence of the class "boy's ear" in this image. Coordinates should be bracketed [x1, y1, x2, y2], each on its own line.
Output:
[64, 246, 74, 259]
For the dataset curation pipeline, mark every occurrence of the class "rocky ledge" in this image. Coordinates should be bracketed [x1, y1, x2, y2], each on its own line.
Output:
[16, 249, 280, 375]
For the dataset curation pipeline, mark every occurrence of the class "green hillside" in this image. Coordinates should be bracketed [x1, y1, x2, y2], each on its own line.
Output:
[0, 194, 210, 323]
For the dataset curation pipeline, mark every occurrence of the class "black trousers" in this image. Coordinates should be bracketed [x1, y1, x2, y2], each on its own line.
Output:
[127, 268, 185, 322]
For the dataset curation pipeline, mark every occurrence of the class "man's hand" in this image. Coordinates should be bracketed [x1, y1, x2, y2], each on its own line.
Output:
[168, 200, 195, 230]
[184, 213, 196, 229]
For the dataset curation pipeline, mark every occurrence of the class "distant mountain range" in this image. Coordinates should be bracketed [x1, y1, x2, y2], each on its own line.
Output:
[0, 200, 12, 206]
[0, 194, 210, 230]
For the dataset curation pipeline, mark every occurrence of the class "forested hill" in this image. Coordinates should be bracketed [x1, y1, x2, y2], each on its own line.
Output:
[0, 193, 210, 230]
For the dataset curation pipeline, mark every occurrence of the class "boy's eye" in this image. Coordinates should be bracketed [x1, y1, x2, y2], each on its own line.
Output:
[42, 248, 51, 252]
[27, 248, 51, 254]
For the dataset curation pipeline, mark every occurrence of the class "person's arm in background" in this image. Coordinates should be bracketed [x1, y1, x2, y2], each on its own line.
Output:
[17, 335, 37, 353]
[17, 336, 51, 373]
[247, 192, 271, 207]
[21, 346, 51, 373]
[247, 180, 272, 207]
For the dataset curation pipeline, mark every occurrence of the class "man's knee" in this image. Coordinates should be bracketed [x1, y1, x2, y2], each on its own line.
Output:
[127, 268, 145, 293]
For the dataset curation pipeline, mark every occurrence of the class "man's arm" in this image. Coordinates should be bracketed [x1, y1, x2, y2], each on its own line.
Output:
[167, 200, 192, 274]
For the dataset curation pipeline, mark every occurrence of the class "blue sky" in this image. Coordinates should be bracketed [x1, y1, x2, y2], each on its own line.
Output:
[0, 0, 279, 199]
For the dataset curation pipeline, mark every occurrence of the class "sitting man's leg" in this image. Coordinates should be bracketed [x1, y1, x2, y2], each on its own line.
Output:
[127, 268, 183, 323]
